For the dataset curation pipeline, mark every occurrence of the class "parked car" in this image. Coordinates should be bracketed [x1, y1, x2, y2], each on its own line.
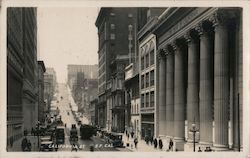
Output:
[70, 124, 78, 142]
[109, 132, 124, 148]
[40, 136, 53, 151]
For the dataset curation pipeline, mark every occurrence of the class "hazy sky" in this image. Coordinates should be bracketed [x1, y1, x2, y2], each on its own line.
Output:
[37, 8, 99, 83]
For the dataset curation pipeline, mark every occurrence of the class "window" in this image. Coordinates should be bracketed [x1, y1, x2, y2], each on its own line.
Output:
[150, 91, 154, 107]
[110, 34, 115, 40]
[141, 94, 144, 108]
[150, 50, 154, 65]
[110, 24, 115, 29]
[150, 70, 154, 86]
[146, 93, 149, 107]
[146, 73, 149, 88]
[141, 75, 144, 89]
[141, 57, 144, 70]
[146, 54, 149, 68]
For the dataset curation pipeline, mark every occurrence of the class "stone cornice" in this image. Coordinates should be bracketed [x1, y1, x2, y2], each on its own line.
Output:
[157, 7, 216, 49]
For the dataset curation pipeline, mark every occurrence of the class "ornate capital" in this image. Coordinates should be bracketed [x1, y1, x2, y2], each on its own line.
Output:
[157, 48, 166, 61]
[170, 41, 178, 51]
[184, 32, 192, 43]
[195, 22, 204, 36]
[209, 11, 228, 27]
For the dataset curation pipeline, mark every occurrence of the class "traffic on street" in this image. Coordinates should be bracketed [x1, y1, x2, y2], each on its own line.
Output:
[37, 83, 129, 152]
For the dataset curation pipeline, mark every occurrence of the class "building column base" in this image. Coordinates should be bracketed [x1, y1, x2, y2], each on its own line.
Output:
[174, 137, 185, 151]
[212, 144, 229, 151]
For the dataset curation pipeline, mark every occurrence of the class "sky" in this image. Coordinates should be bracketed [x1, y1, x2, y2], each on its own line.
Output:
[37, 8, 99, 83]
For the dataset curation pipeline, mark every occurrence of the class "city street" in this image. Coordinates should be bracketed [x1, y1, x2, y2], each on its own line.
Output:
[54, 83, 129, 152]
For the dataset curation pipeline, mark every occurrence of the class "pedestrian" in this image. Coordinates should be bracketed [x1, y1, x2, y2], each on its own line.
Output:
[134, 137, 138, 149]
[131, 131, 134, 138]
[169, 139, 173, 151]
[27, 140, 32, 151]
[71, 143, 78, 152]
[145, 135, 149, 145]
[31, 128, 34, 136]
[158, 138, 163, 150]
[150, 136, 153, 145]
[10, 136, 13, 148]
[21, 137, 28, 151]
[154, 138, 158, 149]
[198, 147, 202, 152]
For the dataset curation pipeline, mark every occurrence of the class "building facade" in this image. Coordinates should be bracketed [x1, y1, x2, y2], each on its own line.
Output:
[138, 8, 165, 139]
[44, 68, 57, 114]
[153, 7, 242, 151]
[124, 64, 140, 138]
[38, 61, 46, 123]
[90, 98, 98, 126]
[95, 8, 138, 132]
[7, 7, 38, 148]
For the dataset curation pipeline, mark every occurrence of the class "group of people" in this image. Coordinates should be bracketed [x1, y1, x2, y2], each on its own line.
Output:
[144, 136, 174, 151]
[21, 137, 32, 151]
[125, 130, 138, 149]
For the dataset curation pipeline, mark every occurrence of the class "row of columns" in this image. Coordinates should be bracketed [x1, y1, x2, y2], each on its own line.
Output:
[157, 11, 235, 150]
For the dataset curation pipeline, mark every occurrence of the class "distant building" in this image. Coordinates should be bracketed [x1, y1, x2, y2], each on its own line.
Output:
[7, 8, 38, 148]
[44, 67, 57, 113]
[67, 64, 98, 89]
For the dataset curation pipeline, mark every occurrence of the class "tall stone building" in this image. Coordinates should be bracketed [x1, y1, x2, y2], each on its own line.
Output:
[95, 8, 138, 132]
[153, 7, 242, 151]
[7, 7, 38, 148]
[38, 61, 46, 123]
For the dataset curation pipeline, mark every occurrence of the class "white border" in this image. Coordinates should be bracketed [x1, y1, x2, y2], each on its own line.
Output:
[1, 1, 250, 158]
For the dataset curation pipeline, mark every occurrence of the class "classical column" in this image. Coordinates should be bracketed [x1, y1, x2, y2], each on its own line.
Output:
[173, 41, 186, 151]
[184, 31, 200, 143]
[196, 22, 213, 145]
[158, 49, 166, 136]
[166, 47, 175, 139]
[210, 12, 230, 150]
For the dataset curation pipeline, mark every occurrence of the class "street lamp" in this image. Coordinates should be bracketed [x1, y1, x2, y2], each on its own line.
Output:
[36, 121, 41, 149]
[189, 123, 199, 152]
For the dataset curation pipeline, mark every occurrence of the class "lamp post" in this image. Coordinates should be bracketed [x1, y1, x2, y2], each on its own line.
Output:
[189, 123, 199, 152]
[36, 121, 41, 149]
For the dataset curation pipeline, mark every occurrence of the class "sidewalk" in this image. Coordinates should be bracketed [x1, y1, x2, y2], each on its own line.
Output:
[122, 134, 164, 152]
[8, 135, 39, 152]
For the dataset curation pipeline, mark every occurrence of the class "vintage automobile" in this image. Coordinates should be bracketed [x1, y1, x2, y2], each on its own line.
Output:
[70, 124, 78, 142]
[109, 132, 124, 148]
[80, 124, 97, 139]
[40, 136, 53, 151]
[55, 126, 65, 144]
